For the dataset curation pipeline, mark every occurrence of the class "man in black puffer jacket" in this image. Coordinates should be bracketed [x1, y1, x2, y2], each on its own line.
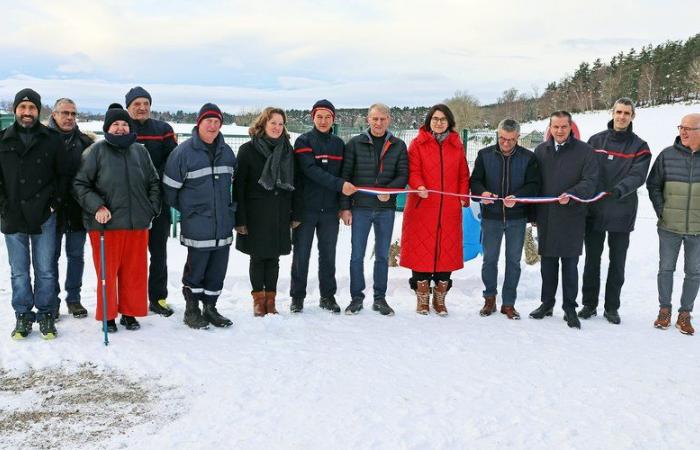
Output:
[48, 97, 95, 320]
[340, 103, 408, 316]
[126, 86, 178, 317]
[579, 98, 651, 325]
[470, 118, 540, 320]
[289, 99, 356, 313]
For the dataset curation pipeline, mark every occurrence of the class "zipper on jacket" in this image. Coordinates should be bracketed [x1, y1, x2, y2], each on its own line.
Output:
[434, 142, 445, 273]
[500, 152, 506, 225]
[122, 150, 133, 228]
[687, 151, 694, 233]
[210, 149, 219, 246]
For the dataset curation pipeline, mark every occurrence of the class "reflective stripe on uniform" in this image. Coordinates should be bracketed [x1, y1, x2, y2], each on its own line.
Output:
[163, 175, 183, 188]
[180, 236, 233, 248]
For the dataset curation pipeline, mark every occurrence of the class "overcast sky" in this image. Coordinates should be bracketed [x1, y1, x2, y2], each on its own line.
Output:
[0, 0, 697, 113]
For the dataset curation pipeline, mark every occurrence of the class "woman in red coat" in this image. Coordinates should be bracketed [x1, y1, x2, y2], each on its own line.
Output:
[400, 104, 470, 316]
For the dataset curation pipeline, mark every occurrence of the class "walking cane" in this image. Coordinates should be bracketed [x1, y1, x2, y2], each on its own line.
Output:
[99, 226, 109, 346]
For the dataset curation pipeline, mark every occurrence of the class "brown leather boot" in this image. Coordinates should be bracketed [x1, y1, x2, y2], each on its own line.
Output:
[480, 295, 497, 316]
[265, 291, 278, 315]
[654, 307, 671, 329]
[432, 280, 449, 316]
[252, 291, 266, 317]
[676, 311, 694, 335]
[500, 305, 521, 320]
[415, 280, 430, 315]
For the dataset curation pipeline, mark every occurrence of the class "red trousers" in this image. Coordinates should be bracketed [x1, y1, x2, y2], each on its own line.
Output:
[89, 229, 149, 321]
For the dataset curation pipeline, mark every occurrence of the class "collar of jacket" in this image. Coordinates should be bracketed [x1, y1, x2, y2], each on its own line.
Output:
[606, 119, 634, 140]
[673, 136, 699, 155]
[311, 126, 334, 141]
[1, 121, 52, 142]
[414, 127, 460, 146]
[547, 133, 576, 150]
[190, 126, 224, 155]
[360, 129, 395, 145]
[495, 142, 524, 157]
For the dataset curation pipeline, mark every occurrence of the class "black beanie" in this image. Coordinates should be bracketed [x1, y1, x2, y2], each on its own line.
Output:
[14, 88, 42, 112]
[125, 86, 152, 108]
[196, 103, 223, 126]
[311, 99, 335, 120]
[103, 104, 134, 132]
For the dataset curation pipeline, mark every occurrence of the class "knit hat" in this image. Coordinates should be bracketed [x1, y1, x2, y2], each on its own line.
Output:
[14, 88, 41, 112]
[103, 104, 134, 132]
[311, 99, 335, 120]
[125, 86, 152, 108]
[196, 103, 223, 126]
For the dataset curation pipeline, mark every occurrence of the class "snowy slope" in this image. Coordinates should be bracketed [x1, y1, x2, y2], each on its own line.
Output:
[1, 103, 699, 450]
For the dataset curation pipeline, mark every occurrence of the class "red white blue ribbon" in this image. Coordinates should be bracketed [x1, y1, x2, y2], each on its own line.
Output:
[355, 187, 608, 204]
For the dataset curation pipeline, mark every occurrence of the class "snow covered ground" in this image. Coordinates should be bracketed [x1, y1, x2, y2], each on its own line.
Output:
[1, 102, 699, 449]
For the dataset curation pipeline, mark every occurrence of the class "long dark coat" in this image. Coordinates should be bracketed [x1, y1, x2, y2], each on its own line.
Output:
[234, 140, 296, 258]
[534, 136, 598, 257]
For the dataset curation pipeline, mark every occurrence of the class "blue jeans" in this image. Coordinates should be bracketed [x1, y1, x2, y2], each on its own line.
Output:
[480, 218, 526, 305]
[5, 213, 57, 319]
[350, 207, 395, 301]
[53, 229, 87, 308]
[657, 228, 700, 312]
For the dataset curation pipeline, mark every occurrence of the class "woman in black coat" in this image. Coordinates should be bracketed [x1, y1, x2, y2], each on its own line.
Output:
[235, 107, 299, 316]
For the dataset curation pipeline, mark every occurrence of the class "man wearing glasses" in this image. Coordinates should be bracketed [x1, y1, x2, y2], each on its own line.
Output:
[470, 118, 540, 320]
[647, 113, 700, 336]
[579, 98, 651, 325]
[48, 98, 95, 320]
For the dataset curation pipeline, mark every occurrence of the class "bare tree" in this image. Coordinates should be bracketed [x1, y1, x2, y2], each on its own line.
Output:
[444, 90, 482, 130]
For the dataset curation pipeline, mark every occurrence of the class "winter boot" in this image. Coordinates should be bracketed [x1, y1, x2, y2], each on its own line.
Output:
[183, 289, 209, 330]
[604, 309, 621, 325]
[529, 303, 554, 319]
[265, 291, 279, 315]
[676, 311, 694, 335]
[252, 291, 267, 317]
[202, 302, 233, 327]
[415, 280, 430, 315]
[500, 305, 521, 320]
[11, 314, 33, 340]
[104, 319, 118, 333]
[345, 297, 364, 315]
[67, 302, 88, 319]
[654, 307, 672, 330]
[319, 296, 341, 313]
[119, 315, 141, 330]
[432, 280, 449, 316]
[38, 315, 57, 340]
[578, 305, 597, 319]
[480, 295, 497, 316]
[372, 298, 395, 316]
[290, 297, 304, 313]
[149, 298, 174, 317]
[563, 309, 581, 329]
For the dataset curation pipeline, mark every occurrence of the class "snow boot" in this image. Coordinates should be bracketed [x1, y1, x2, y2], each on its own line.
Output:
[319, 296, 341, 313]
[67, 301, 88, 319]
[290, 297, 304, 313]
[202, 302, 233, 328]
[183, 289, 209, 330]
[11, 314, 33, 340]
[345, 297, 364, 315]
[372, 298, 395, 316]
[252, 291, 266, 317]
[415, 280, 430, 315]
[38, 315, 57, 340]
[432, 280, 449, 316]
[654, 307, 672, 330]
[578, 305, 597, 319]
[149, 298, 174, 317]
[480, 295, 497, 316]
[529, 303, 554, 319]
[119, 315, 141, 330]
[676, 311, 694, 335]
[265, 291, 279, 315]
[104, 319, 118, 333]
[500, 305, 521, 320]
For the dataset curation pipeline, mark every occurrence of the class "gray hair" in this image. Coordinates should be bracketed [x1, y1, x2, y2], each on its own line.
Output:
[497, 118, 520, 133]
[53, 97, 76, 110]
[613, 97, 635, 114]
[368, 103, 390, 116]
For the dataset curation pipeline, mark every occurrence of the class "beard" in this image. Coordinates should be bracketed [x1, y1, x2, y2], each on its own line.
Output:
[19, 115, 38, 129]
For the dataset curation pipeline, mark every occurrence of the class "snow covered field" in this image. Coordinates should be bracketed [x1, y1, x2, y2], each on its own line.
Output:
[1, 103, 699, 449]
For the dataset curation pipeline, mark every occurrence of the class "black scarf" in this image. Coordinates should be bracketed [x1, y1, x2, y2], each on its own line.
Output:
[253, 135, 294, 191]
[104, 132, 137, 149]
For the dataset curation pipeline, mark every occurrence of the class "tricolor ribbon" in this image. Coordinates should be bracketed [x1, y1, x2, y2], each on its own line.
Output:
[355, 186, 608, 204]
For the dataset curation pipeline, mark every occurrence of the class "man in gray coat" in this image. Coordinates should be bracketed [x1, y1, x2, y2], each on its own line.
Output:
[529, 111, 598, 329]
